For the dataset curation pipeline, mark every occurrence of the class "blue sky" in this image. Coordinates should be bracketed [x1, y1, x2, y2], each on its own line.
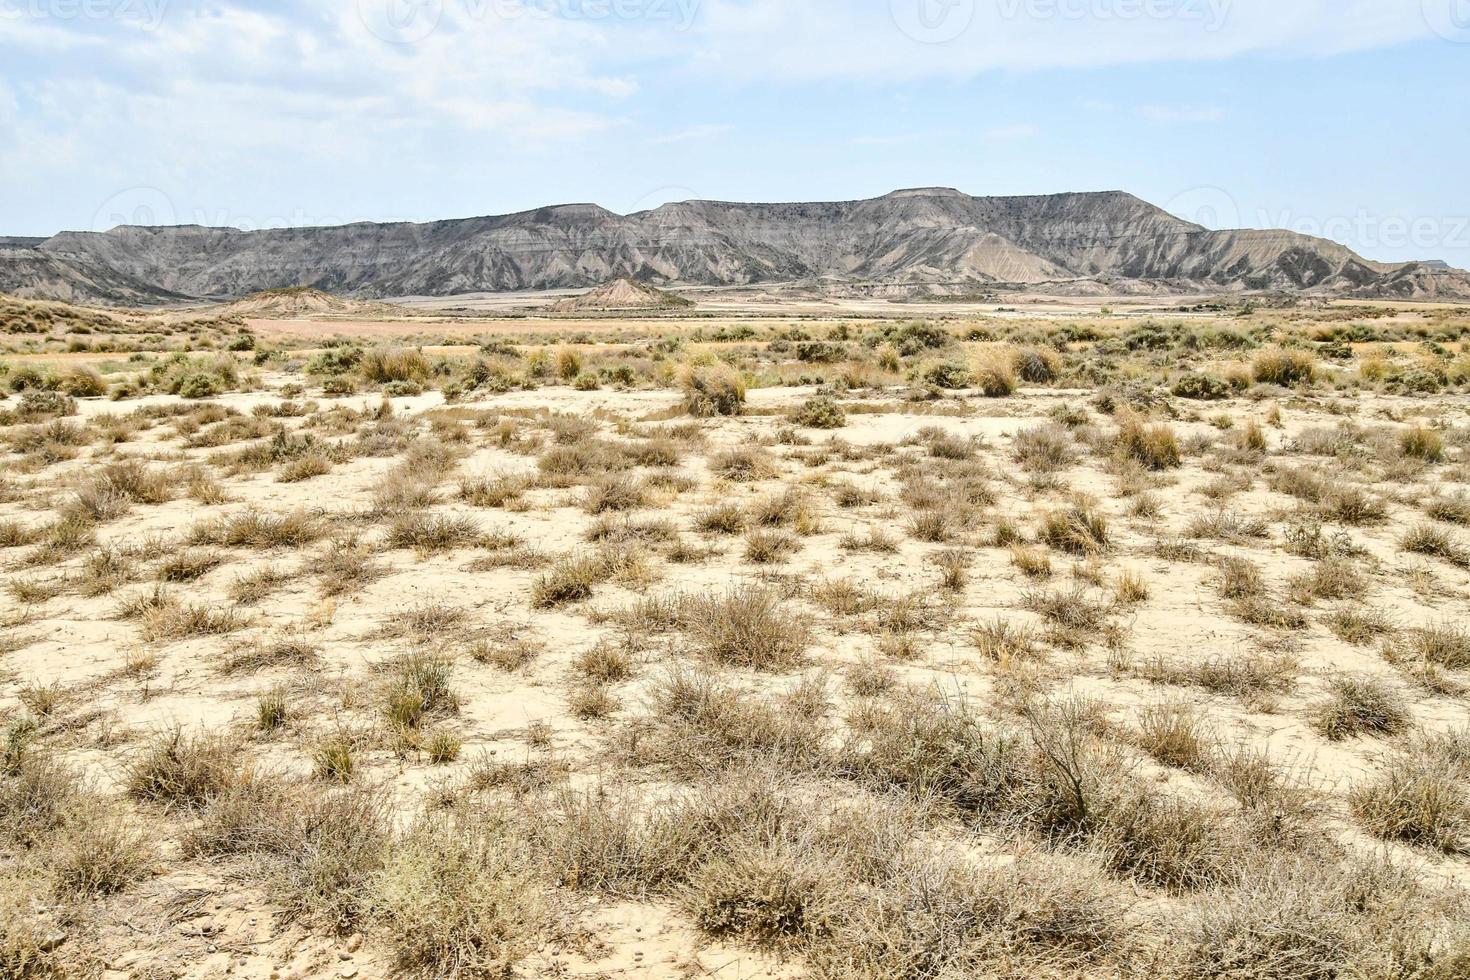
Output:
[2, 0, 1468, 266]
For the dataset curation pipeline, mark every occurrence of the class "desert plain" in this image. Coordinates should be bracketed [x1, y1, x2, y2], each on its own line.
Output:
[1, 287, 1469, 979]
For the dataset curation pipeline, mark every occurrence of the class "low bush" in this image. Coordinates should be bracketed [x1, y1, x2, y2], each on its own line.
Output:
[681, 363, 746, 417]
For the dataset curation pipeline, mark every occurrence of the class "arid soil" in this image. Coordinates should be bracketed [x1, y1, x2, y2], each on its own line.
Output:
[2, 300, 1470, 978]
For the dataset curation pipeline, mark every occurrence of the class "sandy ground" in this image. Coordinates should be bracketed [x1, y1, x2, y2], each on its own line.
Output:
[3, 364, 1469, 976]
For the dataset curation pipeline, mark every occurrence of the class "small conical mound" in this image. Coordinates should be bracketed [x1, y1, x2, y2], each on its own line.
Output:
[552, 278, 693, 312]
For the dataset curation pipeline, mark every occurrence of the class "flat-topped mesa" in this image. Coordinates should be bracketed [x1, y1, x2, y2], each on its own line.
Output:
[884, 187, 971, 199]
[4, 188, 1465, 305]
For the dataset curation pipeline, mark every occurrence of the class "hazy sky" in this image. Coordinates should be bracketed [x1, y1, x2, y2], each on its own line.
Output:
[2, 0, 1468, 266]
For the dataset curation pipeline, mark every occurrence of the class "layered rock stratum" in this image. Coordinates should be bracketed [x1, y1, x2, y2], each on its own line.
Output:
[3, 188, 1466, 305]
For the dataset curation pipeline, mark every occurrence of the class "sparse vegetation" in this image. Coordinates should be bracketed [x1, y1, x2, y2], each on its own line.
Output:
[3, 298, 1468, 976]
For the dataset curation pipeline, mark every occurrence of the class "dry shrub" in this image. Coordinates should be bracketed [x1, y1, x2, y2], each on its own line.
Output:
[1320, 486, 1387, 525]
[805, 852, 1124, 979]
[1115, 415, 1181, 470]
[1, 753, 84, 847]
[1012, 424, 1077, 473]
[1, 876, 89, 974]
[1010, 545, 1053, 579]
[582, 474, 646, 514]
[1189, 509, 1271, 542]
[383, 653, 460, 730]
[1013, 345, 1062, 383]
[1021, 586, 1112, 644]
[227, 563, 291, 605]
[555, 346, 582, 380]
[843, 690, 1018, 812]
[710, 446, 778, 482]
[1425, 492, 1470, 526]
[314, 734, 355, 784]
[43, 810, 156, 897]
[1401, 523, 1469, 566]
[140, 597, 246, 642]
[94, 458, 175, 505]
[531, 555, 605, 608]
[124, 729, 237, 809]
[278, 452, 333, 483]
[1188, 652, 1299, 701]
[1384, 623, 1470, 671]
[1038, 502, 1110, 554]
[156, 548, 224, 583]
[744, 528, 801, 564]
[361, 346, 430, 384]
[687, 587, 810, 670]
[1229, 594, 1309, 632]
[317, 537, 384, 597]
[1351, 746, 1468, 854]
[376, 809, 548, 976]
[618, 669, 829, 774]
[1311, 675, 1410, 741]
[387, 512, 482, 553]
[695, 501, 747, 535]
[973, 618, 1038, 664]
[684, 839, 833, 949]
[1287, 557, 1367, 603]
[790, 395, 846, 429]
[749, 487, 819, 531]
[192, 776, 390, 928]
[573, 640, 635, 683]
[969, 350, 1018, 397]
[933, 549, 970, 591]
[1214, 557, 1264, 600]
[460, 471, 533, 508]
[373, 470, 440, 513]
[1399, 425, 1445, 462]
[1172, 859, 1352, 979]
[191, 509, 324, 549]
[850, 693, 1241, 890]
[1115, 568, 1149, 604]
[680, 362, 746, 417]
[1136, 702, 1211, 770]
[1325, 606, 1396, 646]
[1252, 348, 1317, 386]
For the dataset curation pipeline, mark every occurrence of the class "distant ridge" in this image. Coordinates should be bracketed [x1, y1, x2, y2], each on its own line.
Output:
[4, 188, 1467, 305]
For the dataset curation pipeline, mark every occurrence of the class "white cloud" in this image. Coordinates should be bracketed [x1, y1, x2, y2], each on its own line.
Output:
[685, 0, 1440, 80]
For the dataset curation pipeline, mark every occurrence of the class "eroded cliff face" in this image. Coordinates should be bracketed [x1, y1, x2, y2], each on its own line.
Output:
[2, 188, 1456, 305]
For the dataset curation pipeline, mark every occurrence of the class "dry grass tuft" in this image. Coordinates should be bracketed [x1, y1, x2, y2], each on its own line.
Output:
[687, 587, 811, 671]
[1312, 676, 1410, 741]
[125, 729, 236, 810]
[1116, 415, 1181, 470]
[1038, 502, 1110, 554]
[681, 362, 746, 417]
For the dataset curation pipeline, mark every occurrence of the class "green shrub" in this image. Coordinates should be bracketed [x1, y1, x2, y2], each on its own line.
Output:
[178, 373, 222, 399]
[1172, 374, 1230, 400]
[790, 395, 846, 429]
